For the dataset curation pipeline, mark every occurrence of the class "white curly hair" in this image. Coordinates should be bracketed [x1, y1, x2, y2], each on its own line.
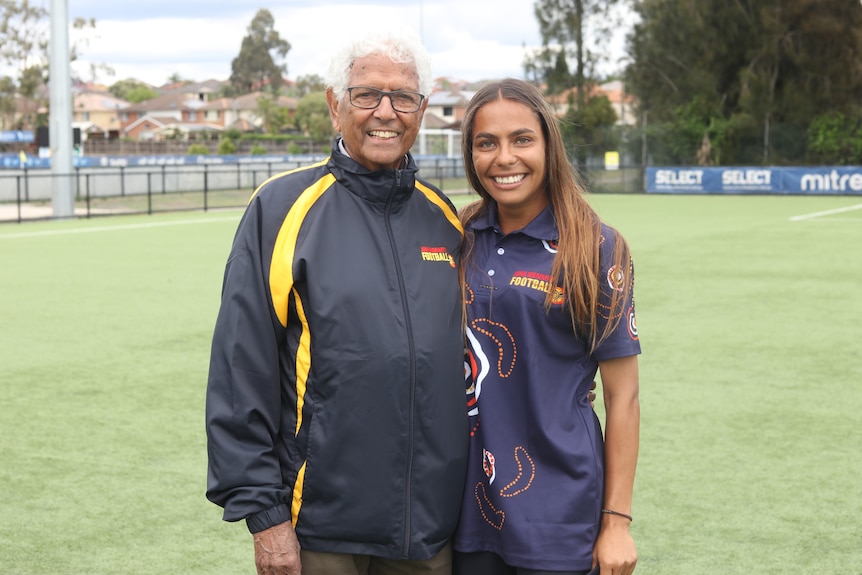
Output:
[326, 29, 433, 101]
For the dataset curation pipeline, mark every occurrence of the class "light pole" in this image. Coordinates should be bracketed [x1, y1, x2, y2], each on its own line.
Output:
[50, 0, 74, 218]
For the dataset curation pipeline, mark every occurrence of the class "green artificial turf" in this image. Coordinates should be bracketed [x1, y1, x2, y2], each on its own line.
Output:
[1, 194, 860, 574]
[0, 212, 249, 574]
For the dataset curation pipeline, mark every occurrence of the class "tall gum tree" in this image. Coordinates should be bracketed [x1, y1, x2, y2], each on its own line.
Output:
[230, 9, 291, 96]
[625, 0, 862, 165]
[525, 0, 626, 168]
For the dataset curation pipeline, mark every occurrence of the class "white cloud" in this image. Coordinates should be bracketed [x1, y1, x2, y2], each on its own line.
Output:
[70, 16, 247, 84]
[8, 0, 630, 87]
[67, 1, 542, 86]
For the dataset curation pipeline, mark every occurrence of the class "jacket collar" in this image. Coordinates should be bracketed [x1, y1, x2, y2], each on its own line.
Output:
[328, 138, 417, 206]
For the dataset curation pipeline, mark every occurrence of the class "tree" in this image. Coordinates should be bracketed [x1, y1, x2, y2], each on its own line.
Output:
[0, 0, 45, 127]
[0, 75, 16, 129]
[295, 74, 326, 97]
[216, 83, 241, 99]
[68, 17, 99, 70]
[625, 0, 862, 165]
[125, 85, 158, 103]
[560, 93, 619, 164]
[526, 0, 626, 168]
[109, 79, 157, 103]
[0, 0, 48, 72]
[217, 136, 237, 155]
[1, 1, 101, 128]
[748, 0, 862, 163]
[230, 9, 291, 95]
[17, 65, 44, 127]
[807, 111, 862, 165]
[295, 92, 335, 143]
[166, 72, 188, 85]
[255, 95, 291, 134]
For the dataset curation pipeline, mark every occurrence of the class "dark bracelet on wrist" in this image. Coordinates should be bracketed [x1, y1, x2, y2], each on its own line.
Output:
[601, 508, 633, 522]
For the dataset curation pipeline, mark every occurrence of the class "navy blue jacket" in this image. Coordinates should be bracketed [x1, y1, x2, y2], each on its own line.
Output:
[206, 142, 468, 560]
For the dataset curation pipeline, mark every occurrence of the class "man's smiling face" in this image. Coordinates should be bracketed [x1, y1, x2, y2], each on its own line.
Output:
[326, 53, 426, 171]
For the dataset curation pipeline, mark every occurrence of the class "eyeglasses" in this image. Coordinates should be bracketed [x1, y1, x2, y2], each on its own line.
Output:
[346, 86, 425, 113]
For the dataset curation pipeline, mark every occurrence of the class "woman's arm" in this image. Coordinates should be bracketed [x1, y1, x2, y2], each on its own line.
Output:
[593, 354, 640, 575]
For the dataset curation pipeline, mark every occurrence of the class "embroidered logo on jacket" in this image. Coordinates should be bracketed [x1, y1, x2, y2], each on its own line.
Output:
[420, 246, 456, 268]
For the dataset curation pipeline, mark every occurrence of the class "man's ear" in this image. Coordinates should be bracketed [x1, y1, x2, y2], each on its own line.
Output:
[325, 88, 341, 133]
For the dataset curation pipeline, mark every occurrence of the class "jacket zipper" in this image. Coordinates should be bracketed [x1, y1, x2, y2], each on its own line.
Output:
[385, 169, 416, 559]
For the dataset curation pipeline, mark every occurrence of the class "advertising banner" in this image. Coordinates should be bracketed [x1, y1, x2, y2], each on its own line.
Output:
[647, 167, 862, 195]
[0, 130, 34, 143]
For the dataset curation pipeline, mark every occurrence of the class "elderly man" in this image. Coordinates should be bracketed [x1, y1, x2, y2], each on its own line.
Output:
[205, 29, 467, 575]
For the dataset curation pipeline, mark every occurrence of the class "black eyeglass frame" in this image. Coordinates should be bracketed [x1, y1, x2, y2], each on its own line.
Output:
[346, 86, 426, 113]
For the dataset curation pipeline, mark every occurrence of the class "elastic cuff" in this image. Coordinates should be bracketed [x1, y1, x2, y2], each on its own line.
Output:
[246, 504, 292, 534]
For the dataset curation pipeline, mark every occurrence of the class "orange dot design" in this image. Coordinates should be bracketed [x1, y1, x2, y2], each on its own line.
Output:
[470, 318, 517, 378]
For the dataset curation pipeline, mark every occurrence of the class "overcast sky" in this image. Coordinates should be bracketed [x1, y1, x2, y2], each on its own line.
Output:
[48, 0, 633, 88]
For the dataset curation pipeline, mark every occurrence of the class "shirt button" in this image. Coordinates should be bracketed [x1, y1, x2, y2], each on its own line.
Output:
[497, 248, 505, 255]
[488, 270, 496, 277]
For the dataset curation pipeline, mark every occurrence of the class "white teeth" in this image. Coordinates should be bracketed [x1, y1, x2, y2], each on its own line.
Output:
[369, 130, 398, 139]
[494, 174, 525, 185]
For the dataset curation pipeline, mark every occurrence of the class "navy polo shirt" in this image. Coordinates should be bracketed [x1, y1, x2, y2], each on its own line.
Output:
[453, 204, 640, 571]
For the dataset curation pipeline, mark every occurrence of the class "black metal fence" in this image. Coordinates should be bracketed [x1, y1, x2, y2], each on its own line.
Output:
[0, 158, 646, 224]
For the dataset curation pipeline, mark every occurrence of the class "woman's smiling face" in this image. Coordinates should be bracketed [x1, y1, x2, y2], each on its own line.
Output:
[470, 98, 549, 232]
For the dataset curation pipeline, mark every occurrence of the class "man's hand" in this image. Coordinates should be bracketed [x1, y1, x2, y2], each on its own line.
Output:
[253, 521, 301, 575]
[588, 380, 597, 408]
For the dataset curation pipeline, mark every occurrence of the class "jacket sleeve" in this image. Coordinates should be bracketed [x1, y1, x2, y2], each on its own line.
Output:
[205, 200, 293, 533]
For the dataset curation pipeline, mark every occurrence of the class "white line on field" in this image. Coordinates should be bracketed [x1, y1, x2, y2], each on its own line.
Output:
[788, 217, 862, 223]
[789, 203, 862, 222]
[0, 214, 241, 240]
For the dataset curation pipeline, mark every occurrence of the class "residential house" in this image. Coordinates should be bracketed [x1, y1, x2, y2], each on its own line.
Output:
[198, 98, 234, 129]
[121, 92, 220, 140]
[157, 79, 226, 101]
[201, 91, 298, 132]
[119, 89, 298, 140]
[414, 89, 474, 157]
[123, 116, 174, 141]
[71, 91, 131, 140]
[424, 89, 474, 130]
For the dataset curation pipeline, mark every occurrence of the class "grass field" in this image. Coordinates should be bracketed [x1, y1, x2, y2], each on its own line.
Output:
[1, 193, 861, 574]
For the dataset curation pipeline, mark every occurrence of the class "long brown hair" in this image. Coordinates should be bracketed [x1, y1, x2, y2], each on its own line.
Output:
[459, 78, 632, 352]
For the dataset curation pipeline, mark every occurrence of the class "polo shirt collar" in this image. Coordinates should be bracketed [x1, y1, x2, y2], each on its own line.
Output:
[468, 201, 558, 241]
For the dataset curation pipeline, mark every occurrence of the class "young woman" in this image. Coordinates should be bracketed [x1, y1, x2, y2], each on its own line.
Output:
[453, 78, 640, 575]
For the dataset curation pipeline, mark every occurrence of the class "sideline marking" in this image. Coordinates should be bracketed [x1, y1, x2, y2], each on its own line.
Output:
[0, 214, 241, 240]
[789, 203, 862, 222]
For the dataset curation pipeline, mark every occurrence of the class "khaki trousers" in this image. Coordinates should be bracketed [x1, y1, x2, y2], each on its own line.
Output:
[300, 542, 452, 575]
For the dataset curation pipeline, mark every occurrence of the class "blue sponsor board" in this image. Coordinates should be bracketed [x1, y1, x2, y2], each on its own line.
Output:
[1, 154, 86, 169]
[647, 167, 862, 195]
[0, 153, 323, 170]
[781, 167, 862, 195]
[0, 154, 49, 169]
[73, 154, 311, 168]
[0, 130, 34, 143]
[647, 167, 779, 194]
